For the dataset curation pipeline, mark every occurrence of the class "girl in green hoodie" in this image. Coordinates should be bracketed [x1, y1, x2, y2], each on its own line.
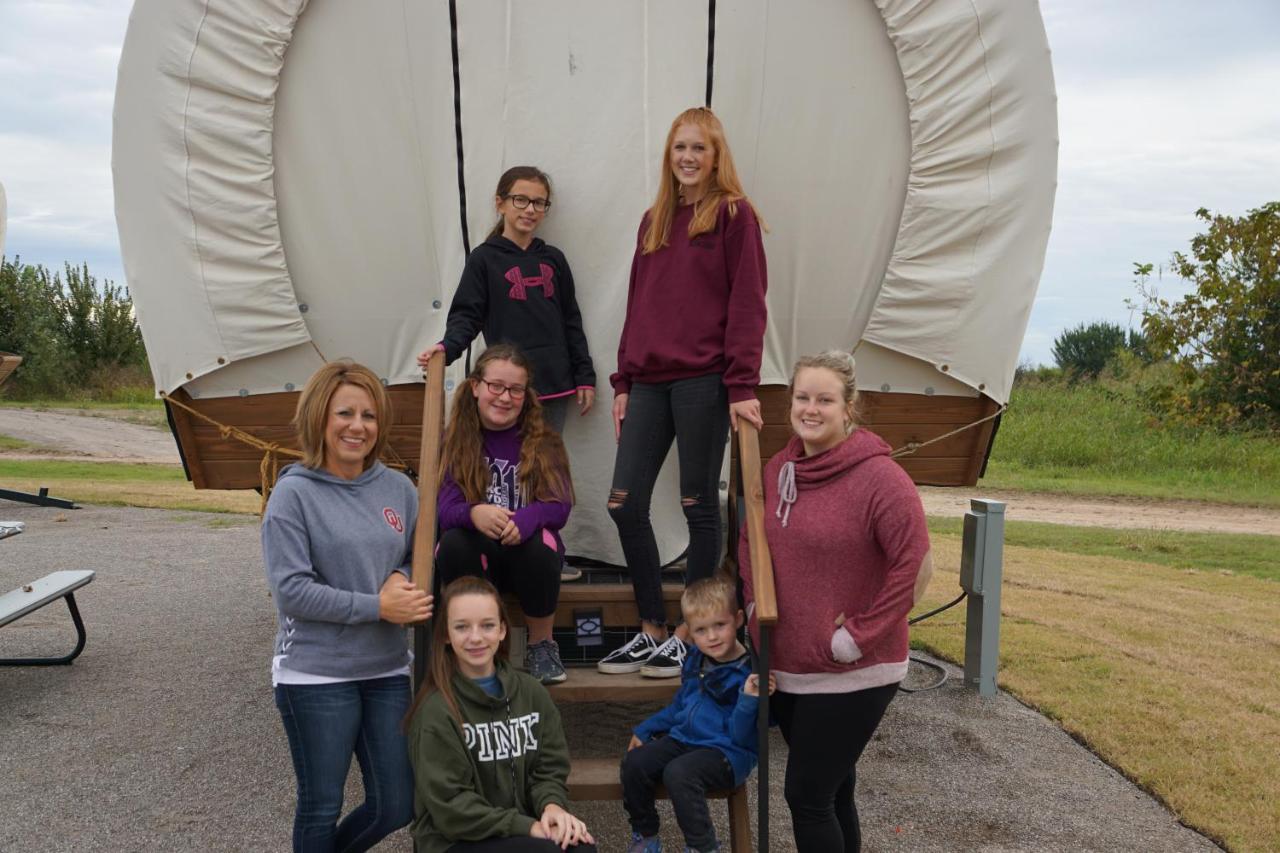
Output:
[406, 577, 597, 852]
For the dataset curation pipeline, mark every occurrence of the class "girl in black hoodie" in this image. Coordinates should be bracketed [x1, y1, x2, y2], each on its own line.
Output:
[418, 167, 596, 435]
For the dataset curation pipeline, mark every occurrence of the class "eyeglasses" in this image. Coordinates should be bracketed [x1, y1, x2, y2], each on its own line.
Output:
[504, 194, 551, 213]
[479, 379, 527, 399]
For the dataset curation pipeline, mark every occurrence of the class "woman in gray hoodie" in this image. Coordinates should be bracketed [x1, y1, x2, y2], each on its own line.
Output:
[262, 361, 433, 852]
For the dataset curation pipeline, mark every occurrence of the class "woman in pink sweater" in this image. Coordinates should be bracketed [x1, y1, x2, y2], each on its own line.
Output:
[740, 350, 934, 853]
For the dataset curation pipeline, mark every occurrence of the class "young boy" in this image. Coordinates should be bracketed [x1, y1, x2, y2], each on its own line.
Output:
[621, 575, 776, 853]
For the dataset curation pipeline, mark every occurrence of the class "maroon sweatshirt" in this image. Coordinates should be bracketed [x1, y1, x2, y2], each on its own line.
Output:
[740, 429, 930, 694]
[610, 200, 767, 403]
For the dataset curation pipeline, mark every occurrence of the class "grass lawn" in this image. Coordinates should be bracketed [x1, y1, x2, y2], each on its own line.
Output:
[0, 459, 258, 513]
[0, 434, 33, 451]
[913, 530, 1280, 852]
[985, 381, 1280, 507]
[928, 517, 1280, 582]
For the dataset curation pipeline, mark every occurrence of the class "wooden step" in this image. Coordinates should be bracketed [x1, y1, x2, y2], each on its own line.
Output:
[505, 581, 684, 629]
[545, 667, 679, 704]
[568, 758, 754, 852]
[567, 757, 737, 801]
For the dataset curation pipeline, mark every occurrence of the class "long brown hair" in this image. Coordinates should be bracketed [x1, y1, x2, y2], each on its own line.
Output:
[439, 344, 574, 505]
[405, 576, 511, 727]
[487, 166, 552, 240]
[641, 107, 764, 255]
[292, 360, 392, 471]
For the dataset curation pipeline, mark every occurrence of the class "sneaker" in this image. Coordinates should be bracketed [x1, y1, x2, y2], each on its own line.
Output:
[628, 832, 661, 853]
[597, 631, 660, 674]
[560, 562, 583, 582]
[524, 639, 568, 684]
[640, 634, 689, 678]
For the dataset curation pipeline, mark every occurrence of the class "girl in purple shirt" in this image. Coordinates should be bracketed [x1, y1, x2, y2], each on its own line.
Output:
[437, 344, 574, 684]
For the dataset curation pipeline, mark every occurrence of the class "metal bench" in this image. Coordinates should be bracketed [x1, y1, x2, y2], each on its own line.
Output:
[0, 570, 96, 665]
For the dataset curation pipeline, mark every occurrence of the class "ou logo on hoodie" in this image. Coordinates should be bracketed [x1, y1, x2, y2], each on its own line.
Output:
[383, 507, 404, 533]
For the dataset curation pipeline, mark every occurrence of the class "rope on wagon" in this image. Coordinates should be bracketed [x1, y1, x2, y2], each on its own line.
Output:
[162, 391, 417, 515]
[162, 392, 418, 514]
[160, 393, 303, 514]
[889, 403, 1008, 459]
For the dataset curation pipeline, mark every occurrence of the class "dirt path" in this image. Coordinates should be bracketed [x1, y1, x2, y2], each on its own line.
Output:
[0, 407, 180, 464]
[2, 406, 1275, 536]
[919, 486, 1280, 537]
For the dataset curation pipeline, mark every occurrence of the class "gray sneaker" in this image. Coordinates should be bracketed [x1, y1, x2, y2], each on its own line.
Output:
[525, 639, 568, 684]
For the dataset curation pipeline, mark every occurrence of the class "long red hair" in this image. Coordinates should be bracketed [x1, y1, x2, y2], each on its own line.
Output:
[641, 106, 765, 255]
[439, 344, 574, 506]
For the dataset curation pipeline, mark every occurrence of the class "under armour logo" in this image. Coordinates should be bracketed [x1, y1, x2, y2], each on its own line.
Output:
[505, 264, 555, 300]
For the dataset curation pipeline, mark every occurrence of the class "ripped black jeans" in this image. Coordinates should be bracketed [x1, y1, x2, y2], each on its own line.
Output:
[608, 374, 729, 625]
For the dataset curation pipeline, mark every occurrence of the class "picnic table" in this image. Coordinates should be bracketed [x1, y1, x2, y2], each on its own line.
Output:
[1, 522, 95, 665]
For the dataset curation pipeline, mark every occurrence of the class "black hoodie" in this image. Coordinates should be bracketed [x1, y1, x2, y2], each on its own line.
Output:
[441, 235, 596, 398]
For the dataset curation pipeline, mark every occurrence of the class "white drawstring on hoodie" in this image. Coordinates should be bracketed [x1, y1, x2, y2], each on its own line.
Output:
[775, 460, 797, 527]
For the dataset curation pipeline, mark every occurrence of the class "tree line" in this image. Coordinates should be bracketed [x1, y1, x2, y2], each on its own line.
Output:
[1042, 201, 1278, 432]
[0, 256, 150, 399]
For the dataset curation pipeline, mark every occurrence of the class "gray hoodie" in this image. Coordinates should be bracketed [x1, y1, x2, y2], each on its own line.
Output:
[262, 461, 418, 679]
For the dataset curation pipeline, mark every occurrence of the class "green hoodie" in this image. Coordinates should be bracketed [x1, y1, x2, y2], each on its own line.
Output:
[408, 659, 571, 853]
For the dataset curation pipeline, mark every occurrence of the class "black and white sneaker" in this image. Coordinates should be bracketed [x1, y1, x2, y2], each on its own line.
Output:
[640, 635, 689, 679]
[597, 631, 660, 674]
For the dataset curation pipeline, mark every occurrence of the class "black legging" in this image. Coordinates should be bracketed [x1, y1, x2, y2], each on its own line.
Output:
[607, 373, 729, 624]
[773, 684, 898, 853]
[436, 527, 560, 617]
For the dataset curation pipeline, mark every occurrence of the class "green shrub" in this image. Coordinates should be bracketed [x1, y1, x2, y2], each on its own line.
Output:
[0, 256, 152, 399]
[1135, 202, 1280, 430]
[1051, 321, 1130, 380]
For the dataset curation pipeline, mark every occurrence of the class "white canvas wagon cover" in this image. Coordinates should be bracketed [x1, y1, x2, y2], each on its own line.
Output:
[113, 0, 1057, 561]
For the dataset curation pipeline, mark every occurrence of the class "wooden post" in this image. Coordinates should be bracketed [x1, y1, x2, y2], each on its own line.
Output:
[737, 422, 778, 853]
[738, 423, 778, 626]
[412, 350, 446, 688]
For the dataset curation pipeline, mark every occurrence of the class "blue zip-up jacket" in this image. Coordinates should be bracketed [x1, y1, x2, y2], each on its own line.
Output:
[632, 647, 760, 785]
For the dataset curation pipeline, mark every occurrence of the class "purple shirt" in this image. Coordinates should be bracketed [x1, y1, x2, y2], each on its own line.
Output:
[438, 425, 570, 549]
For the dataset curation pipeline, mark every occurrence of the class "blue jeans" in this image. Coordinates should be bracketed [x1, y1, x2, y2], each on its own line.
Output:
[609, 374, 730, 624]
[274, 675, 415, 852]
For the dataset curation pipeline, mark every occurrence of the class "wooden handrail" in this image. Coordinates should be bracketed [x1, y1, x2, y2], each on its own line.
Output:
[738, 422, 777, 625]
[411, 350, 447, 596]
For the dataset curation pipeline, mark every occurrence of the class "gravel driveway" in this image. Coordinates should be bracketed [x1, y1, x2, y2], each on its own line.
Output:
[0, 502, 1219, 852]
[0, 407, 179, 464]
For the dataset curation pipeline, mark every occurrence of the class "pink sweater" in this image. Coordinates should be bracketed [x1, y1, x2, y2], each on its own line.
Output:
[740, 429, 930, 694]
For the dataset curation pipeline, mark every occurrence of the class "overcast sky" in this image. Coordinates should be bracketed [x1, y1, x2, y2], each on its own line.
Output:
[1, 0, 1278, 366]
